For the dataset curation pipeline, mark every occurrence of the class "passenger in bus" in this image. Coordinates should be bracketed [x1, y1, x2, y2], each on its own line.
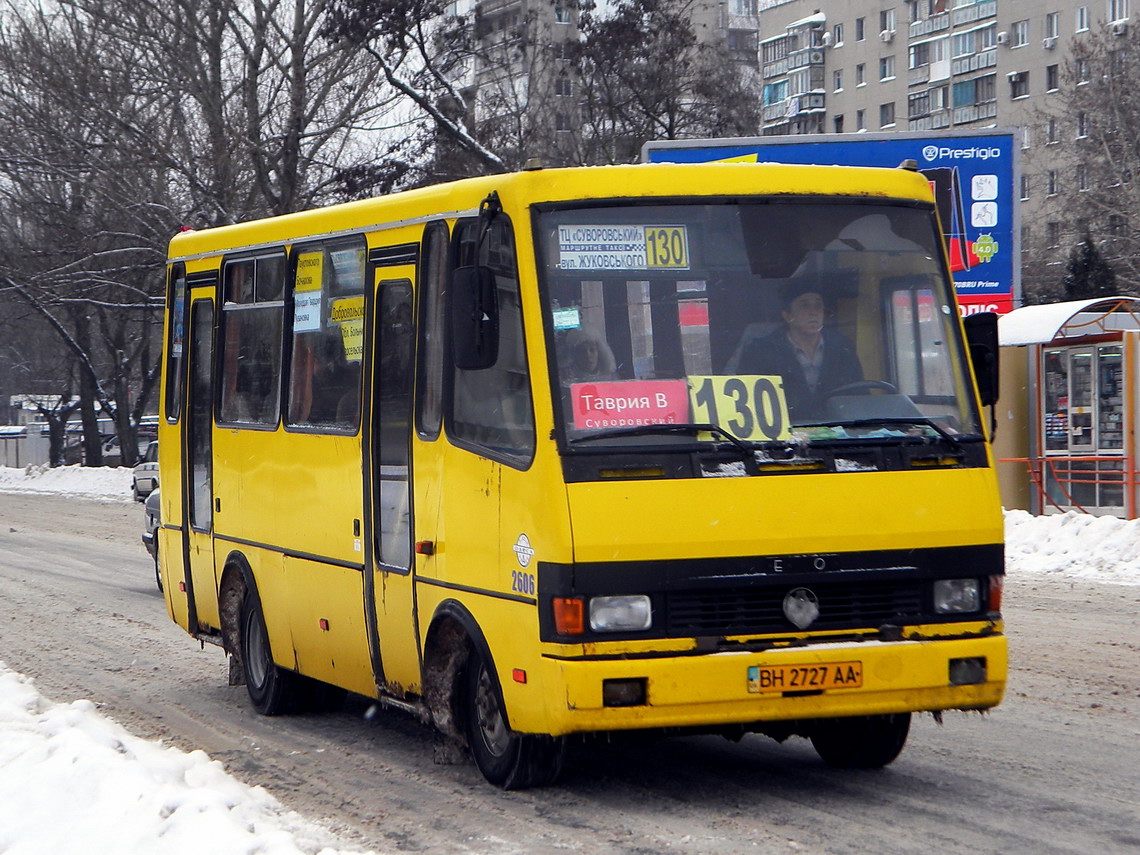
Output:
[737, 280, 863, 422]
[563, 327, 617, 381]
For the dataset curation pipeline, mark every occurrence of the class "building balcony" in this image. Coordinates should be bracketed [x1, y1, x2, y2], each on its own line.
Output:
[952, 101, 998, 125]
[951, 49, 996, 76]
[951, 0, 997, 27]
[909, 14, 950, 38]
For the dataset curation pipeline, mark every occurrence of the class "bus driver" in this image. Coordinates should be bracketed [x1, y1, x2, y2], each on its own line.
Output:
[737, 280, 863, 422]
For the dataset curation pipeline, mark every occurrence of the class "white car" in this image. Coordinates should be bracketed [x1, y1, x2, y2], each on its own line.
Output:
[133, 440, 158, 501]
[142, 489, 162, 591]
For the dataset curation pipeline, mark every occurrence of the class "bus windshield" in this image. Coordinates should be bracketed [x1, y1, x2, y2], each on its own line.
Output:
[536, 200, 984, 456]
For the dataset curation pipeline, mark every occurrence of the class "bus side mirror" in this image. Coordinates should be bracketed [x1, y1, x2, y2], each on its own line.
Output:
[963, 312, 1000, 407]
[450, 265, 499, 370]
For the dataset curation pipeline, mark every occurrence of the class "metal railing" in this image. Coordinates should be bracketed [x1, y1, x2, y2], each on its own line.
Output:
[1001, 455, 1137, 517]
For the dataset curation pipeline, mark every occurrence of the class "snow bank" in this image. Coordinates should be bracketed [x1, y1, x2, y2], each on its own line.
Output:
[1004, 508, 1140, 586]
[0, 665, 374, 855]
[0, 464, 134, 502]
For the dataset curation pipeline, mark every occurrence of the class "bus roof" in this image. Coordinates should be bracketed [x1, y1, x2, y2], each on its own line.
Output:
[166, 162, 934, 263]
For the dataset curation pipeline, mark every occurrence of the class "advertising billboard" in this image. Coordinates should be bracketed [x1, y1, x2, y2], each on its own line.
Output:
[642, 131, 1020, 315]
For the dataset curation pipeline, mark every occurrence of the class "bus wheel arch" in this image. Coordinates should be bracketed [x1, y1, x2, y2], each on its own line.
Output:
[422, 601, 485, 741]
[423, 600, 564, 789]
[218, 554, 253, 685]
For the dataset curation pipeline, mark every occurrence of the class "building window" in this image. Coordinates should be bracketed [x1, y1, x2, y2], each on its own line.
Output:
[833, 69, 843, 91]
[1047, 221, 1062, 247]
[856, 108, 866, 130]
[880, 8, 896, 34]
[733, 0, 757, 13]
[909, 41, 930, 69]
[554, 5, 571, 24]
[880, 55, 896, 80]
[1020, 174, 1031, 200]
[1046, 64, 1059, 91]
[834, 23, 844, 45]
[979, 25, 997, 49]
[1022, 126, 1032, 148]
[1047, 117, 1059, 142]
[727, 29, 757, 52]
[1077, 163, 1090, 190]
[1077, 111, 1089, 137]
[908, 90, 931, 118]
[555, 73, 572, 97]
[1108, 214, 1126, 235]
[952, 31, 975, 57]
[1076, 58, 1090, 83]
[1045, 12, 1060, 38]
[880, 101, 896, 127]
[856, 17, 865, 40]
[1011, 20, 1029, 47]
[856, 63, 866, 85]
[763, 80, 788, 106]
[1010, 71, 1029, 99]
[1076, 5, 1090, 31]
[1047, 170, 1059, 195]
[1108, 0, 1129, 22]
[834, 114, 845, 133]
[556, 111, 571, 131]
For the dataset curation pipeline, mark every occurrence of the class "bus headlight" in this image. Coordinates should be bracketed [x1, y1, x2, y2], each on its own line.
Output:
[933, 579, 981, 614]
[589, 595, 652, 631]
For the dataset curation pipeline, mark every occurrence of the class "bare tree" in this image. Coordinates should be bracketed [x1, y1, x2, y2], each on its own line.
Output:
[1027, 22, 1140, 301]
[0, 0, 408, 463]
[572, 0, 761, 164]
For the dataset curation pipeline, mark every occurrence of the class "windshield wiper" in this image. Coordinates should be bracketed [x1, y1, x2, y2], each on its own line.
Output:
[568, 422, 763, 475]
[794, 417, 968, 451]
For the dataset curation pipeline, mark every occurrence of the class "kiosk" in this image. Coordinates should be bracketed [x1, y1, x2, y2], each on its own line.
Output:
[999, 297, 1140, 517]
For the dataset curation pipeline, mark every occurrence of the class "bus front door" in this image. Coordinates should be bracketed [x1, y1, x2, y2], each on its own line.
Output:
[367, 273, 420, 693]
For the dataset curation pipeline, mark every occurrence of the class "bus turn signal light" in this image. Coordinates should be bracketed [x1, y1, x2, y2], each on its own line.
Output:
[553, 597, 585, 635]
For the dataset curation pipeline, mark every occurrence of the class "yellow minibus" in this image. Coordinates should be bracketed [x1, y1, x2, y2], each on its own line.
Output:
[158, 162, 1006, 788]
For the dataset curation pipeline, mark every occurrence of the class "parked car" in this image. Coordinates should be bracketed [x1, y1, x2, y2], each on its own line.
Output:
[133, 440, 159, 501]
[142, 489, 162, 591]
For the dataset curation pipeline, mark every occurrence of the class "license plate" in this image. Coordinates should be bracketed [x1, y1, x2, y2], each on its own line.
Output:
[747, 661, 863, 694]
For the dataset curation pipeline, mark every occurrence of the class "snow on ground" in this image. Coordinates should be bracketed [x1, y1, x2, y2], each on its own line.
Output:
[0, 463, 134, 502]
[0, 667, 374, 855]
[0, 463, 1138, 854]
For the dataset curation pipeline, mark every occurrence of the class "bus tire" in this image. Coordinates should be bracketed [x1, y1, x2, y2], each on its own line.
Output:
[463, 647, 564, 789]
[239, 591, 298, 716]
[810, 713, 911, 769]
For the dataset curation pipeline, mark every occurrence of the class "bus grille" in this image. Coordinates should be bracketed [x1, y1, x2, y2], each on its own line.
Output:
[665, 580, 925, 636]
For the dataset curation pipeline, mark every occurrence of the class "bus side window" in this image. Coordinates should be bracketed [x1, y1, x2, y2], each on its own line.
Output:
[447, 217, 535, 465]
[286, 240, 366, 432]
[164, 263, 187, 422]
[217, 255, 285, 426]
[416, 221, 450, 440]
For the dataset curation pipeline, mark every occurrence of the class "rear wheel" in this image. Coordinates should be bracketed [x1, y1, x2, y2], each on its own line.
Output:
[810, 713, 911, 769]
[239, 591, 299, 715]
[463, 647, 564, 789]
[153, 545, 162, 592]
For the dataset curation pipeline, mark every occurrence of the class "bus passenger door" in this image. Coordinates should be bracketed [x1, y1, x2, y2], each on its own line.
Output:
[181, 297, 217, 636]
[367, 273, 420, 693]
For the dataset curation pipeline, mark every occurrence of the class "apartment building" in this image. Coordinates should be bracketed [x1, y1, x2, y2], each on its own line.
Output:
[756, 0, 1132, 291]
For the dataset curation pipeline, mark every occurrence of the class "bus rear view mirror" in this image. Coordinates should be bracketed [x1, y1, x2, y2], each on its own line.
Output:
[963, 312, 1000, 407]
[450, 265, 499, 370]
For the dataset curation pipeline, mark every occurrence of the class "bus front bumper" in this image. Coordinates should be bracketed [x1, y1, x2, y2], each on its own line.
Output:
[529, 634, 1006, 736]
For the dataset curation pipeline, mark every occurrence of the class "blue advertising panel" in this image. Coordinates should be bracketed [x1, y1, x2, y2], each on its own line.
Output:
[642, 131, 1019, 314]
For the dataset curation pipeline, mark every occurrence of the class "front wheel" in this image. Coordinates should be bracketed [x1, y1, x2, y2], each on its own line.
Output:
[810, 713, 911, 769]
[463, 647, 564, 789]
[153, 545, 162, 592]
[239, 591, 299, 715]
